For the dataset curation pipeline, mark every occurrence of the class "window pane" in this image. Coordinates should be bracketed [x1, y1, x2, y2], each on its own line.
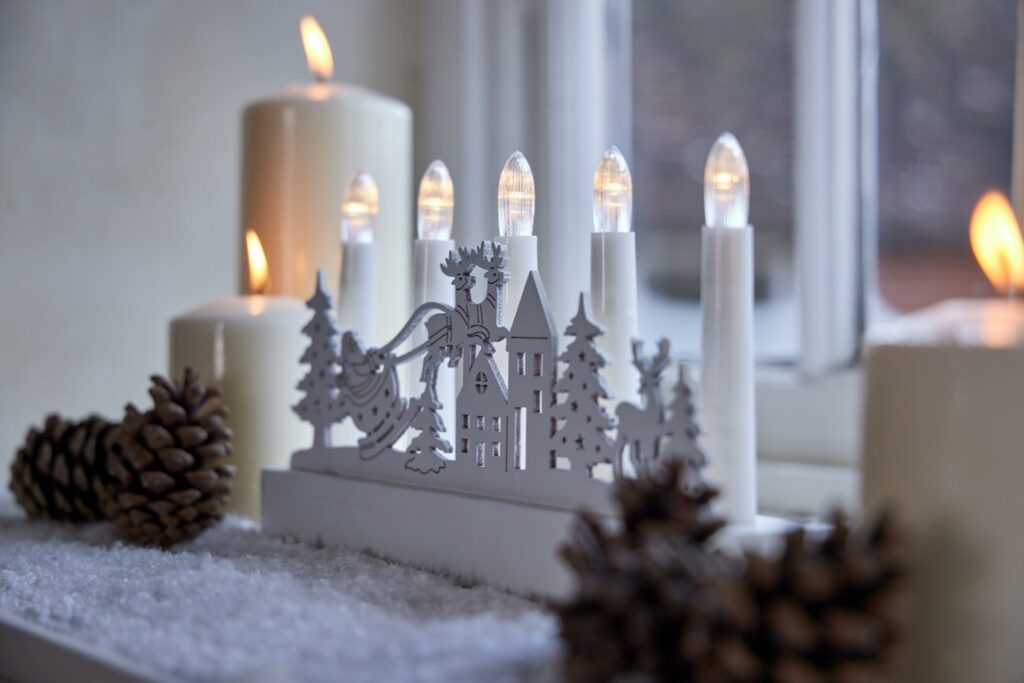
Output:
[878, 2, 1017, 311]
[633, 0, 797, 363]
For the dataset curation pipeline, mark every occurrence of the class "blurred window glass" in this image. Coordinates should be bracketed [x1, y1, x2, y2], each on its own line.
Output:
[878, 2, 1016, 311]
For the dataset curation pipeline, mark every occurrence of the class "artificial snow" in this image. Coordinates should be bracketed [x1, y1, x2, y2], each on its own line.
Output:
[0, 492, 561, 682]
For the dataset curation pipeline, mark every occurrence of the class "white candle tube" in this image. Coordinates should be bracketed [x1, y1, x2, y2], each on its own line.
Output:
[591, 232, 639, 403]
[169, 296, 307, 519]
[701, 224, 756, 522]
[496, 235, 539, 320]
[590, 146, 639, 404]
[700, 133, 757, 523]
[240, 18, 412, 347]
[494, 152, 539, 381]
[338, 241, 378, 342]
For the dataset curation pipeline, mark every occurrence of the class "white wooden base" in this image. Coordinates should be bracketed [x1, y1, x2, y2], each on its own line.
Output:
[262, 467, 803, 597]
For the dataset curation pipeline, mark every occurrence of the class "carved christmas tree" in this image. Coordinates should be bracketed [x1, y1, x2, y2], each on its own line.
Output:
[294, 270, 345, 449]
[550, 294, 616, 476]
[662, 363, 708, 488]
[405, 386, 451, 474]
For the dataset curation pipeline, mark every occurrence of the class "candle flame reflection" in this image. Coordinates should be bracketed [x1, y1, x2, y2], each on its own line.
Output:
[300, 16, 334, 82]
[969, 190, 1024, 297]
[245, 229, 270, 295]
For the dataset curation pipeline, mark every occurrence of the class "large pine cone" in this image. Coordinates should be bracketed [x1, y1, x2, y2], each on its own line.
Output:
[9, 414, 119, 522]
[556, 460, 730, 682]
[105, 368, 234, 546]
[697, 513, 903, 683]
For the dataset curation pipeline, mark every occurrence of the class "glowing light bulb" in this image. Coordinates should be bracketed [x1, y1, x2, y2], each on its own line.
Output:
[592, 145, 633, 233]
[497, 151, 535, 237]
[704, 132, 750, 228]
[417, 160, 454, 240]
[340, 171, 378, 243]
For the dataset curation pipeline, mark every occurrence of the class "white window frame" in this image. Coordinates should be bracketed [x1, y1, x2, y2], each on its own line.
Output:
[415, 0, 875, 516]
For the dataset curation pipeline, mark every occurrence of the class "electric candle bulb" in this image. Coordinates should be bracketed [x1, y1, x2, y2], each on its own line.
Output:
[593, 145, 633, 234]
[417, 160, 454, 241]
[704, 132, 750, 228]
[497, 151, 535, 237]
[340, 171, 379, 243]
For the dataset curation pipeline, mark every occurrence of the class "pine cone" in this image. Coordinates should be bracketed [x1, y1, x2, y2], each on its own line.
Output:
[698, 513, 903, 682]
[9, 414, 119, 522]
[556, 459, 730, 682]
[105, 368, 234, 546]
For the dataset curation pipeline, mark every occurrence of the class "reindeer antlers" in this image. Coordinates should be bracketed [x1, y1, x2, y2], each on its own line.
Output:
[631, 337, 672, 377]
[440, 246, 474, 277]
[441, 242, 510, 278]
[470, 241, 509, 271]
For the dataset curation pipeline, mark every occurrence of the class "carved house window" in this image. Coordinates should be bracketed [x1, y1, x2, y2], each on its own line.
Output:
[475, 371, 488, 394]
[533, 353, 543, 376]
[475, 442, 485, 466]
[491, 441, 501, 459]
[532, 389, 542, 413]
[492, 416, 501, 432]
[476, 415, 485, 430]
[516, 352, 526, 376]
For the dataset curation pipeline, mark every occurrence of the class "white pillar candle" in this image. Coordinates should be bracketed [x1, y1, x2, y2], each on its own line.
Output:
[863, 300, 1024, 683]
[240, 16, 412, 345]
[414, 160, 457, 441]
[700, 132, 757, 523]
[337, 172, 379, 341]
[169, 232, 306, 520]
[863, 193, 1024, 682]
[590, 146, 639, 405]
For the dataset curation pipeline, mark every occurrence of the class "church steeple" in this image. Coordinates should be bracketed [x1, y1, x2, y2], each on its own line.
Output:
[506, 271, 559, 471]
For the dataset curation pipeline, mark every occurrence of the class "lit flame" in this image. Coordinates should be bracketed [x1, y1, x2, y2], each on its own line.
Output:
[245, 229, 270, 294]
[969, 190, 1024, 296]
[300, 16, 333, 82]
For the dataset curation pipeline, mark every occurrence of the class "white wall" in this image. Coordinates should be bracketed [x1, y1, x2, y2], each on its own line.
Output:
[0, 1, 416, 470]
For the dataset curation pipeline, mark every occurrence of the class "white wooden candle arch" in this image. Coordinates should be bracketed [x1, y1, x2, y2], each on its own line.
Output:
[263, 241, 714, 595]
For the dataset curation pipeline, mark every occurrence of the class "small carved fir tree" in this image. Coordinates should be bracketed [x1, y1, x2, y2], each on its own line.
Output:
[405, 386, 452, 474]
[550, 294, 616, 476]
[662, 363, 708, 488]
[294, 270, 345, 449]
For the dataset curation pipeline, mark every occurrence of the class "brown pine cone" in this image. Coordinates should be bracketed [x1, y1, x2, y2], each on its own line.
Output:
[698, 513, 903, 682]
[105, 368, 234, 546]
[10, 414, 119, 522]
[556, 459, 731, 682]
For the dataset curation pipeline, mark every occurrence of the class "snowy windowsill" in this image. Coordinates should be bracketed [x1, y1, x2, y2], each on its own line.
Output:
[0, 492, 560, 683]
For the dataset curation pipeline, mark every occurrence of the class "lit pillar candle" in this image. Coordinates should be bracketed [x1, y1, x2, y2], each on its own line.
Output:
[496, 151, 539, 320]
[169, 231, 306, 519]
[700, 132, 757, 523]
[590, 146, 639, 404]
[337, 171, 379, 342]
[862, 191, 1024, 682]
[414, 160, 456, 438]
[240, 16, 412, 346]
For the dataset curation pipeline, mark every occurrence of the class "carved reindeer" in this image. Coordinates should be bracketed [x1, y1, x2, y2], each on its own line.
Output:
[467, 242, 510, 350]
[614, 338, 672, 476]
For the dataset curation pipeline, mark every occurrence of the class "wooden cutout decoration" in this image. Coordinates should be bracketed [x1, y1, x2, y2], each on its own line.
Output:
[268, 244, 787, 598]
[506, 271, 559, 471]
[614, 338, 672, 476]
[294, 270, 345, 449]
[661, 362, 708, 487]
[549, 294, 616, 477]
